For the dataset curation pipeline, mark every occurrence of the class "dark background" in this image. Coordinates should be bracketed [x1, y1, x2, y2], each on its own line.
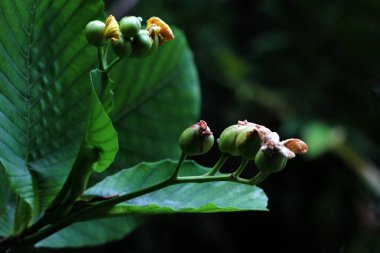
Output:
[45, 0, 380, 252]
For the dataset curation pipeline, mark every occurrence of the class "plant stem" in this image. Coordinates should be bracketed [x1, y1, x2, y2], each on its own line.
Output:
[19, 173, 257, 246]
[14, 154, 264, 247]
[18, 153, 187, 246]
[20, 178, 171, 246]
[169, 152, 187, 180]
[176, 174, 250, 185]
[248, 171, 270, 185]
[105, 57, 121, 72]
[205, 154, 229, 176]
[97, 47, 105, 70]
[232, 159, 249, 178]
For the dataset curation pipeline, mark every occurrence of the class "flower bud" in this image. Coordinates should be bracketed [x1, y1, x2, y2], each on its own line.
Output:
[85, 20, 106, 46]
[255, 148, 288, 173]
[179, 120, 214, 156]
[119, 16, 142, 38]
[218, 120, 253, 156]
[112, 36, 132, 57]
[236, 127, 262, 160]
[130, 30, 152, 58]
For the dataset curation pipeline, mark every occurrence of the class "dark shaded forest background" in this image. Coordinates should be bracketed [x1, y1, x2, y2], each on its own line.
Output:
[46, 0, 380, 252]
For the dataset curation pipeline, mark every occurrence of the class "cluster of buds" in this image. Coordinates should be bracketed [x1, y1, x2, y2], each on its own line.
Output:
[179, 120, 307, 174]
[218, 120, 307, 173]
[85, 15, 174, 58]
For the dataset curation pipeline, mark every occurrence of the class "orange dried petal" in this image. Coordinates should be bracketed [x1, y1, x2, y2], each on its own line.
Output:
[147, 17, 174, 42]
[282, 138, 308, 154]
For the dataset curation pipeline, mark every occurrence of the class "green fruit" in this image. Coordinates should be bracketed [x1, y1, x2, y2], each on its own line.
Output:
[218, 122, 252, 156]
[255, 149, 287, 173]
[130, 30, 152, 58]
[112, 36, 132, 57]
[119, 16, 142, 38]
[236, 127, 262, 160]
[179, 121, 214, 156]
[85, 20, 106, 46]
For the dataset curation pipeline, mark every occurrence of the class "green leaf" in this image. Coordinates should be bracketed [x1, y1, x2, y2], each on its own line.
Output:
[52, 29, 201, 249]
[0, 1, 105, 213]
[36, 216, 144, 248]
[12, 197, 32, 236]
[85, 160, 268, 214]
[0, 164, 13, 237]
[86, 70, 118, 172]
[110, 29, 200, 168]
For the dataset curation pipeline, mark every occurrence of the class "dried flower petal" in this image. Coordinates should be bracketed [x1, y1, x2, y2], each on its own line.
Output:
[196, 120, 213, 136]
[254, 124, 273, 142]
[147, 17, 174, 44]
[282, 138, 308, 154]
[104, 15, 120, 42]
[261, 142, 295, 159]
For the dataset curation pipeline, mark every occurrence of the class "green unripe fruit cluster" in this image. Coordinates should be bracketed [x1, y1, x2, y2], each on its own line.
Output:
[130, 30, 152, 58]
[179, 121, 214, 156]
[236, 128, 262, 160]
[255, 149, 288, 173]
[85, 20, 106, 46]
[112, 36, 132, 57]
[119, 16, 142, 38]
[218, 122, 254, 156]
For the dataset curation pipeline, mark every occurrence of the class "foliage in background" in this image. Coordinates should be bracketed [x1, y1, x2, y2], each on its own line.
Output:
[114, 0, 380, 252]
[0, 0, 275, 250]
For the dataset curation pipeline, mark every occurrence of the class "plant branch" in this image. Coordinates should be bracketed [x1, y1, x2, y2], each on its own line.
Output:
[205, 153, 229, 176]
[14, 153, 186, 246]
[232, 159, 249, 178]
[248, 171, 270, 185]
[169, 152, 187, 179]
[105, 57, 121, 72]
[17, 174, 260, 246]
[97, 47, 105, 70]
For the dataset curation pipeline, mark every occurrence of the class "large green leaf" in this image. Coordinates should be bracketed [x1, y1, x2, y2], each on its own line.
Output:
[50, 30, 201, 249]
[36, 216, 144, 248]
[85, 160, 268, 214]
[86, 70, 118, 172]
[51, 29, 201, 248]
[0, 1, 104, 215]
[110, 29, 200, 168]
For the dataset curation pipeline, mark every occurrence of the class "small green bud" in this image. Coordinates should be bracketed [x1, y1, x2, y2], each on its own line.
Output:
[236, 127, 262, 160]
[130, 30, 152, 58]
[112, 36, 132, 57]
[85, 20, 106, 46]
[119, 16, 142, 38]
[179, 120, 214, 156]
[254, 148, 288, 173]
[218, 121, 253, 156]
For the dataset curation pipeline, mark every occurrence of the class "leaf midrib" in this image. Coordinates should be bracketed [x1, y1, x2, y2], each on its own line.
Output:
[25, 0, 39, 213]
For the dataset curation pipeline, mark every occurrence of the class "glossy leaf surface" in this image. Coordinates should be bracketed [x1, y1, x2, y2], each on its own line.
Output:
[86, 160, 268, 214]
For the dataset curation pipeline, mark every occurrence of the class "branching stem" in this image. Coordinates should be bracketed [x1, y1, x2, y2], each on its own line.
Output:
[205, 153, 229, 176]
[105, 57, 121, 72]
[232, 159, 249, 178]
[3, 155, 268, 248]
